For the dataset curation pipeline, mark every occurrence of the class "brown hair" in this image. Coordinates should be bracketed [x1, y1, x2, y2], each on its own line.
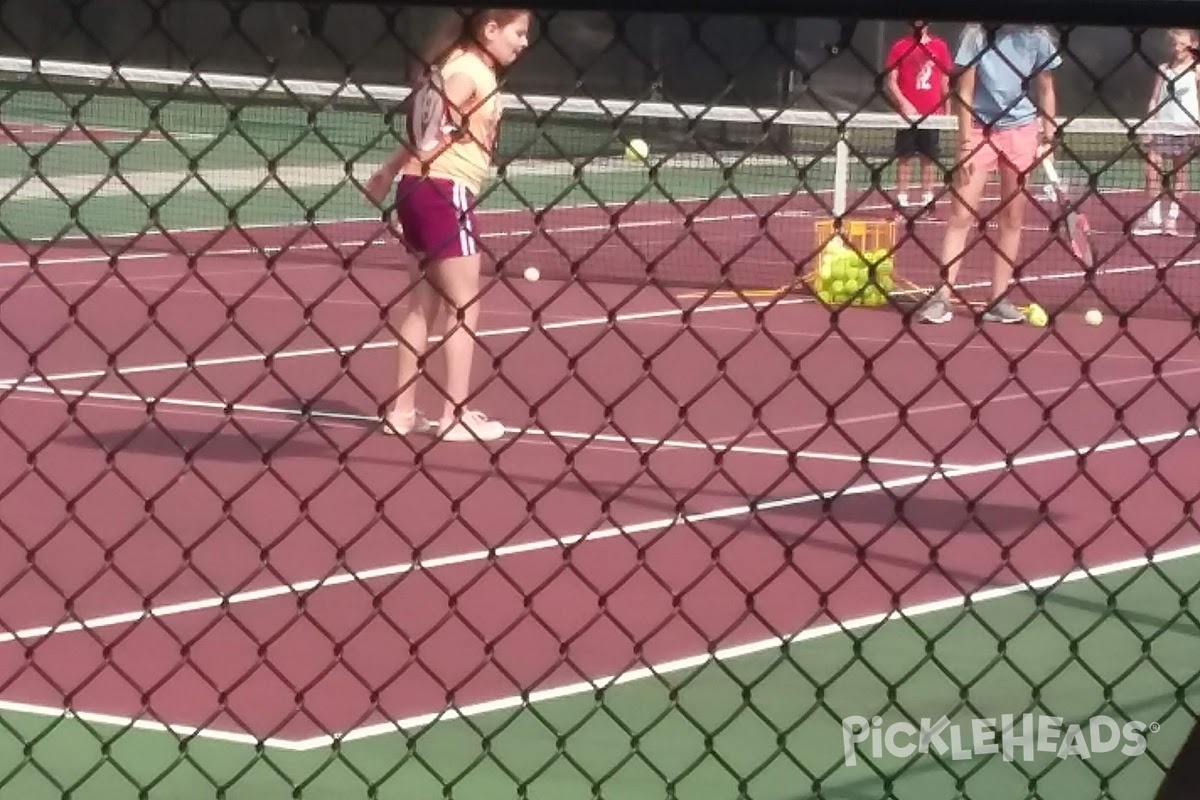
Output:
[410, 8, 530, 86]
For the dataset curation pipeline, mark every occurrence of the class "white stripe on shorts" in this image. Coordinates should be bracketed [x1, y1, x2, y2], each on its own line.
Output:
[453, 182, 475, 256]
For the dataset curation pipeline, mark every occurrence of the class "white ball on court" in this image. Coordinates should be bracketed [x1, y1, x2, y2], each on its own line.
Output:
[523, 266, 540, 282]
[1084, 308, 1102, 326]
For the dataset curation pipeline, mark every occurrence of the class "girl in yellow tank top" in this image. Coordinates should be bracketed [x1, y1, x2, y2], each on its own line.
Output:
[364, 9, 531, 443]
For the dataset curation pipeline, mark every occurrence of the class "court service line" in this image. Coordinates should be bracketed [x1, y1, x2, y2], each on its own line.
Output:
[0, 422, 1195, 750]
[0, 184, 1088, 276]
[0, 200, 821, 275]
[26, 268, 1198, 365]
[0, 295, 806, 387]
[710, 362, 1200, 446]
[0, 383, 952, 470]
[0, 388, 680, 461]
[9, 246, 1200, 390]
[9, 269, 1190, 374]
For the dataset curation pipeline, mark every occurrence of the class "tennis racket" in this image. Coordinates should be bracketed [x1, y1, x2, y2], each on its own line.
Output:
[408, 69, 462, 156]
[1041, 156, 1096, 269]
[364, 69, 464, 203]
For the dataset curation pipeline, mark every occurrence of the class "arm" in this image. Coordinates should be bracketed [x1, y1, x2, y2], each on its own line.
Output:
[1148, 72, 1164, 114]
[886, 70, 916, 116]
[365, 71, 477, 203]
[886, 69, 911, 115]
[884, 43, 916, 116]
[939, 41, 952, 114]
[953, 65, 976, 133]
[1035, 70, 1057, 145]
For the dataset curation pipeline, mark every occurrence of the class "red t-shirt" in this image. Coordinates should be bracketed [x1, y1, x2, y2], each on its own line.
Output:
[886, 34, 951, 115]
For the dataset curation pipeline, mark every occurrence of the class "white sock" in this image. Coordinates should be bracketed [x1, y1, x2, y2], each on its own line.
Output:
[1168, 201, 1180, 220]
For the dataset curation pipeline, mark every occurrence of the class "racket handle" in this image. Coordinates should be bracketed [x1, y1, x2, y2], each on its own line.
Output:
[1041, 156, 1061, 186]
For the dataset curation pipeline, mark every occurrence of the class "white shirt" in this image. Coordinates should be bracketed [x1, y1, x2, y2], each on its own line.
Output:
[1151, 62, 1200, 132]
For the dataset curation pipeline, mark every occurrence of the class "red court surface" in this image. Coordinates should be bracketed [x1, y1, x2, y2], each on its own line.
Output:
[1, 202, 1199, 745]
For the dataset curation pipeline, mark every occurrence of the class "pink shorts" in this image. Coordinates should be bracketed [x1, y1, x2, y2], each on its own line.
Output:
[394, 175, 479, 259]
[960, 122, 1041, 177]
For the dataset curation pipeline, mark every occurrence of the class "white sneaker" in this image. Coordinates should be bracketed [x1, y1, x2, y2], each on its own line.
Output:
[384, 410, 435, 436]
[897, 192, 910, 208]
[1132, 213, 1161, 236]
[439, 409, 507, 442]
[922, 191, 935, 208]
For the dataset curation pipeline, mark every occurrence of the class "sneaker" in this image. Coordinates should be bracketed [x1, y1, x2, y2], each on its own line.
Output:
[384, 410, 435, 436]
[1132, 211, 1162, 236]
[981, 299, 1026, 324]
[897, 192, 910, 208]
[439, 409, 507, 442]
[916, 295, 953, 324]
[922, 191, 935, 208]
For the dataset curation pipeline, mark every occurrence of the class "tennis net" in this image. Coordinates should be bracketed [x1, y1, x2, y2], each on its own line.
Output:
[0, 55, 1196, 317]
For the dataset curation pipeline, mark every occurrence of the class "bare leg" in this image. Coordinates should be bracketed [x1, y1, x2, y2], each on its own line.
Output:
[937, 151, 992, 298]
[897, 156, 912, 201]
[386, 265, 442, 430]
[1165, 156, 1185, 233]
[1136, 151, 1163, 233]
[422, 253, 495, 431]
[921, 155, 937, 199]
[990, 158, 1029, 300]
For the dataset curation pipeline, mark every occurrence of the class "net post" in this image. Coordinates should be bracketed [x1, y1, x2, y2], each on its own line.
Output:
[833, 136, 850, 217]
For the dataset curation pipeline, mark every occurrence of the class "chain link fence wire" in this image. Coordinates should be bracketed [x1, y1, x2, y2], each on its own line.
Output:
[0, 1, 1197, 799]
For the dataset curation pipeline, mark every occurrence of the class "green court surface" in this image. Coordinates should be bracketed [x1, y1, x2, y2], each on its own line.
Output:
[3, 554, 1196, 800]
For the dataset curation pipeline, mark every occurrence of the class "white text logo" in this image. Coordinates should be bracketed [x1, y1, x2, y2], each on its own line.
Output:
[841, 715, 1157, 766]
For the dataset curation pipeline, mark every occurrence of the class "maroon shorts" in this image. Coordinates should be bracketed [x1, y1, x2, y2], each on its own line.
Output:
[393, 175, 479, 259]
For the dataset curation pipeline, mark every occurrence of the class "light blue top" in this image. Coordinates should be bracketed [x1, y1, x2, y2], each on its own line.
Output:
[955, 25, 1061, 128]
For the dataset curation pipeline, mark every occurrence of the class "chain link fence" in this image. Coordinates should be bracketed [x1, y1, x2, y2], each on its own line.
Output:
[0, 0, 1185, 110]
[0, 1, 1196, 799]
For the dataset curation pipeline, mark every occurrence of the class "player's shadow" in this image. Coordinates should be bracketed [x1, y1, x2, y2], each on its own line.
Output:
[57, 420, 706, 522]
[734, 494, 1058, 594]
[762, 492, 1049, 539]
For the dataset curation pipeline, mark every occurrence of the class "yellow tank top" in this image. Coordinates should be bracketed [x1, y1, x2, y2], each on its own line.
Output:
[402, 48, 500, 194]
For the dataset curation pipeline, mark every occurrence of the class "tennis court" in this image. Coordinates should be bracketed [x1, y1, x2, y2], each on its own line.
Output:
[0, 46, 1198, 800]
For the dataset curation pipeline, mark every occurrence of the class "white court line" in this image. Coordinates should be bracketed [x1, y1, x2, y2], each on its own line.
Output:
[0, 295, 808, 387]
[0, 185, 1114, 273]
[1, 423, 1196, 749]
[0, 193, 818, 273]
[9, 247, 1200, 390]
[0, 383, 954, 470]
[0, 699, 274, 749]
[713, 362, 1200, 447]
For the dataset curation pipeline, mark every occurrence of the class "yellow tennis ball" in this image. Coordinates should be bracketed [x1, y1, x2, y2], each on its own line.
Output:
[625, 138, 649, 161]
[1084, 308, 1102, 326]
[523, 266, 540, 282]
[1026, 303, 1048, 327]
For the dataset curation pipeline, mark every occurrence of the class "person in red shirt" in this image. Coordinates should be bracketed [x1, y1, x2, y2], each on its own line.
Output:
[885, 21, 951, 210]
